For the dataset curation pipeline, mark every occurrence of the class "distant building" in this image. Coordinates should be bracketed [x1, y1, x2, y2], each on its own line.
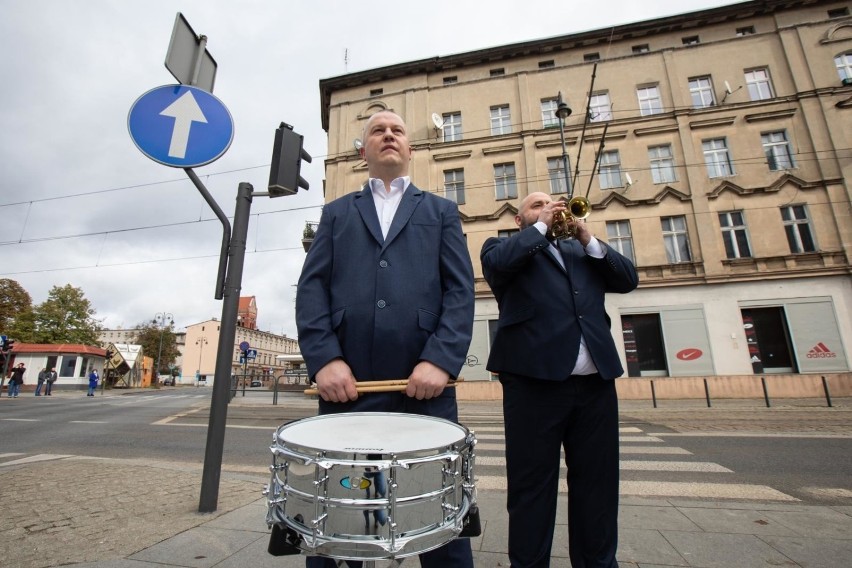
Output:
[2, 343, 105, 392]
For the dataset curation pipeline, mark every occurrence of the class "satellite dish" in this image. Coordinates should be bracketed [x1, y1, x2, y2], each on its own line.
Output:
[431, 112, 444, 129]
[625, 172, 633, 187]
[353, 138, 363, 151]
[724, 81, 733, 94]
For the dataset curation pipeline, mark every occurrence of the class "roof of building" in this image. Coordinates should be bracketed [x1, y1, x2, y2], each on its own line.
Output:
[9, 344, 107, 356]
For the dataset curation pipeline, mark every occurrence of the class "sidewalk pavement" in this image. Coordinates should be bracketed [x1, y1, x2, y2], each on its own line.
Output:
[1, 391, 851, 567]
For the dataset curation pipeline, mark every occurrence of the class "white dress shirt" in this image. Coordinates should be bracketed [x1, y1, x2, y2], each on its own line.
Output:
[369, 177, 409, 239]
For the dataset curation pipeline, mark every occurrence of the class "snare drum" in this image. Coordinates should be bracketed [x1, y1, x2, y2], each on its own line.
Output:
[266, 412, 476, 561]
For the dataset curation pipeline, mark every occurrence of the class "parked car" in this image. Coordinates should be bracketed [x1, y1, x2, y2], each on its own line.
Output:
[160, 376, 175, 386]
[250, 380, 262, 388]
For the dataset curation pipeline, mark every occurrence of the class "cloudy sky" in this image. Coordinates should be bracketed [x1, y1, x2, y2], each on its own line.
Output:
[0, 0, 736, 338]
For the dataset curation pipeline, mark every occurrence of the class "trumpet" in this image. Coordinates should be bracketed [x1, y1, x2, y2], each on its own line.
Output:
[551, 195, 591, 239]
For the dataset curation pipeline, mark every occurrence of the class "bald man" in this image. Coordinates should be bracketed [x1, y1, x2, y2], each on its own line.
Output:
[481, 192, 638, 568]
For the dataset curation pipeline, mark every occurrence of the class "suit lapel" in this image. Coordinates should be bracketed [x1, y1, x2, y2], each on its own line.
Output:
[354, 184, 385, 245]
[382, 184, 422, 250]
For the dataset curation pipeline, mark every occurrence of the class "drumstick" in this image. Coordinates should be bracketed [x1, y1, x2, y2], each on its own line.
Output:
[303, 378, 463, 396]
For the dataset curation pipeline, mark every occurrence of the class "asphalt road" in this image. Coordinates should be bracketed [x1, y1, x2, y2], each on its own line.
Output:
[2, 389, 851, 505]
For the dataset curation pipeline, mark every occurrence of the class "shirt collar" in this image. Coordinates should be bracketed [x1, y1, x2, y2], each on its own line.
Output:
[368, 176, 410, 197]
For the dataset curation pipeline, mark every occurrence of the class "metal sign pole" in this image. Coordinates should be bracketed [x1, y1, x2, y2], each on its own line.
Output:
[199, 182, 254, 513]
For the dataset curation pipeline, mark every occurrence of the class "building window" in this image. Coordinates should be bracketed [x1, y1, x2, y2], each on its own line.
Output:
[661, 216, 692, 263]
[828, 7, 849, 18]
[490, 105, 512, 135]
[689, 76, 716, 108]
[648, 144, 677, 183]
[547, 157, 571, 195]
[370, 88, 383, 97]
[736, 26, 756, 36]
[541, 98, 559, 128]
[442, 112, 462, 142]
[781, 205, 816, 253]
[632, 44, 650, 54]
[835, 52, 852, 82]
[745, 68, 773, 100]
[719, 211, 752, 259]
[584, 52, 600, 62]
[490, 68, 505, 77]
[498, 229, 519, 238]
[606, 221, 635, 264]
[494, 163, 517, 200]
[637, 85, 663, 116]
[443, 76, 458, 85]
[762, 130, 795, 171]
[598, 150, 622, 189]
[702, 138, 734, 178]
[682, 35, 700, 45]
[444, 169, 465, 205]
[538, 60, 555, 69]
[589, 92, 612, 122]
[621, 314, 668, 377]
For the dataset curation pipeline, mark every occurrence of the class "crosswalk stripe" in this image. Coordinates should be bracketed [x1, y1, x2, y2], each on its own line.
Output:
[0, 453, 24, 459]
[475, 456, 730, 472]
[620, 436, 663, 443]
[0, 454, 74, 467]
[620, 446, 692, 455]
[473, 476, 798, 500]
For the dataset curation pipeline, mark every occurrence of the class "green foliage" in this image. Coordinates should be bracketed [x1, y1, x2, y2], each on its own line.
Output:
[32, 284, 102, 345]
[0, 278, 35, 341]
[133, 321, 179, 374]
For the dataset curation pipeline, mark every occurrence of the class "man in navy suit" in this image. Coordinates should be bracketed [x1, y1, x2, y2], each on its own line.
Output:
[296, 110, 475, 568]
[481, 192, 638, 568]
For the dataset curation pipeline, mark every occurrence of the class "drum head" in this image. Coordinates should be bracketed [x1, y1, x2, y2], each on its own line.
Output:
[276, 412, 467, 454]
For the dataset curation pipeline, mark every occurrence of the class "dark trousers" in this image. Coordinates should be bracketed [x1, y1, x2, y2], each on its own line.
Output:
[500, 373, 619, 568]
[305, 390, 474, 568]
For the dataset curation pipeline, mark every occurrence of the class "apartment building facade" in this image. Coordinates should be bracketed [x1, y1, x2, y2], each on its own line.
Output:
[318, 0, 852, 386]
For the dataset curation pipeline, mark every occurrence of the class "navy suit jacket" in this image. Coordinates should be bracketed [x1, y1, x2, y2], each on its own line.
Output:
[296, 183, 475, 383]
[481, 226, 638, 381]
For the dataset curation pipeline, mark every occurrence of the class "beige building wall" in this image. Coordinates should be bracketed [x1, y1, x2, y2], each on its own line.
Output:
[319, 0, 852, 387]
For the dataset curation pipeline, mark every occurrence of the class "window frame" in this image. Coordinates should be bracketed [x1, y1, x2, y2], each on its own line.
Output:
[689, 76, 716, 108]
[540, 98, 559, 128]
[443, 168, 465, 205]
[606, 220, 635, 264]
[494, 163, 518, 200]
[835, 52, 852, 81]
[745, 68, 774, 101]
[719, 210, 752, 259]
[702, 138, 735, 178]
[598, 150, 623, 189]
[661, 215, 692, 263]
[490, 105, 512, 136]
[547, 157, 571, 195]
[648, 144, 677, 184]
[637, 84, 663, 116]
[589, 91, 613, 122]
[761, 130, 795, 171]
[442, 112, 462, 142]
[781, 204, 817, 253]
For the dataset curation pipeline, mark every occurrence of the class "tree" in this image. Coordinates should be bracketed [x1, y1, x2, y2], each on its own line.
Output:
[133, 321, 179, 375]
[0, 278, 35, 341]
[33, 284, 102, 345]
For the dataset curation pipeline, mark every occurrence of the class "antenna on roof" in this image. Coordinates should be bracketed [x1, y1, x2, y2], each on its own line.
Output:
[344, 48, 349, 73]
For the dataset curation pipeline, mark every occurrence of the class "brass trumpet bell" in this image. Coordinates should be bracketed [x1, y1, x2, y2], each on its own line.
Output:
[551, 196, 591, 239]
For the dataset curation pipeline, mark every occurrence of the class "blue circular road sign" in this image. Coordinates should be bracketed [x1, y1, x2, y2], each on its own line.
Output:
[128, 84, 234, 168]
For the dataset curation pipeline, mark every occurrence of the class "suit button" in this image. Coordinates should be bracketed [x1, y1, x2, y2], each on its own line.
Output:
[377, 300, 387, 308]
[379, 260, 388, 268]
[578, 315, 584, 319]
[574, 290, 579, 295]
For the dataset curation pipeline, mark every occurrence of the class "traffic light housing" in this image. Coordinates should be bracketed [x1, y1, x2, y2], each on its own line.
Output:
[268, 122, 311, 197]
[1, 337, 14, 352]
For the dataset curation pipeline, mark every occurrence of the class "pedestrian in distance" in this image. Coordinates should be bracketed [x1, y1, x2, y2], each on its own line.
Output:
[295, 109, 476, 568]
[481, 191, 639, 568]
[45, 367, 57, 395]
[87, 369, 99, 396]
[8, 362, 26, 398]
[35, 367, 47, 396]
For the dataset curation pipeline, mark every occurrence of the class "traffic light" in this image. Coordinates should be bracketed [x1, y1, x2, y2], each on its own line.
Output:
[1, 337, 14, 352]
[268, 122, 312, 197]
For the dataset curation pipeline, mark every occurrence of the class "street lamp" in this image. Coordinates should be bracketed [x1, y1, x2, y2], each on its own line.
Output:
[153, 312, 174, 387]
[196, 336, 208, 384]
[554, 91, 573, 198]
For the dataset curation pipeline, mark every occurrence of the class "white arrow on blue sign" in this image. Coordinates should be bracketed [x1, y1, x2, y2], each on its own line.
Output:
[128, 84, 233, 168]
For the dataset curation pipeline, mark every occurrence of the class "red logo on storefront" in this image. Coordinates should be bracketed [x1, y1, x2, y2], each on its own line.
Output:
[807, 342, 837, 359]
[676, 348, 703, 361]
